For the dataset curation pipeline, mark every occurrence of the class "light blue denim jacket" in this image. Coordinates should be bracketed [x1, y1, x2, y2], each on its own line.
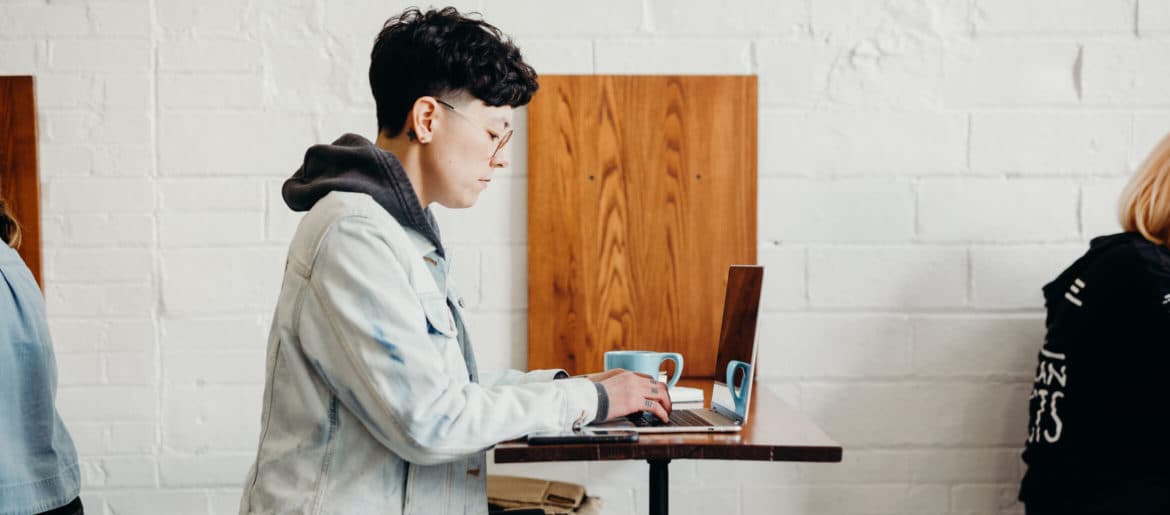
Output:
[0, 244, 81, 515]
[239, 192, 600, 514]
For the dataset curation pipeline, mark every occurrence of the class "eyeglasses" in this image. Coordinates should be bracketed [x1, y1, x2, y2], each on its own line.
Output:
[436, 98, 513, 161]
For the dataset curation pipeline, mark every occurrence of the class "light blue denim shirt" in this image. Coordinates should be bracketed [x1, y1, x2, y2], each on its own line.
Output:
[0, 244, 80, 515]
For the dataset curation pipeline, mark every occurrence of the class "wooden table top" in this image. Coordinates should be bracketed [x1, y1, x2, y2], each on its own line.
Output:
[493, 379, 843, 463]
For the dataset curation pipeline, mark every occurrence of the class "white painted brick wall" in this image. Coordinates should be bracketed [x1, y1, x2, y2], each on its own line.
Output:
[1140, 0, 1170, 35]
[911, 316, 1045, 379]
[943, 40, 1081, 107]
[1134, 112, 1170, 162]
[808, 246, 968, 309]
[647, 0, 807, 36]
[481, 0, 642, 37]
[158, 40, 263, 73]
[917, 180, 1079, 242]
[969, 112, 1132, 175]
[1082, 41, 1170, 106]
[758, 245, 805, 310]
[758, 315, 913, 379]
[970, 245, 1085, 308]
[761, 110, 968, 176]
[973, 0, 1135, 35]
[594, 39, 753, 74]
[759, 179, 915, 242]
[1082, 178, 1129, 237]
[50, 40, 151, 73]
[2, 0, 1165, 513]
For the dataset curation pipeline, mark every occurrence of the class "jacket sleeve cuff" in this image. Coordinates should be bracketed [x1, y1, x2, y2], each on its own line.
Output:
[592, 382, 609, 423]
[557, 377, 600, 429]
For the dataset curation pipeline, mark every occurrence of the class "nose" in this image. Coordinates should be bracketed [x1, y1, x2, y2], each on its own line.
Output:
[490, 148, 510, 169]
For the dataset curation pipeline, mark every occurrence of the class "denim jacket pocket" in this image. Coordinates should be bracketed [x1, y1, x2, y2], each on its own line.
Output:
[420, 293, 458, 340]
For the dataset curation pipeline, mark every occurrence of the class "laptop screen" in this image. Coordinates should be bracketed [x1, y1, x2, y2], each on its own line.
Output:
[709, 265, 764, 423]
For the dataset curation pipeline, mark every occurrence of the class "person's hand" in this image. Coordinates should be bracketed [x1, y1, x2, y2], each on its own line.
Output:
[598, 370, 672, 422]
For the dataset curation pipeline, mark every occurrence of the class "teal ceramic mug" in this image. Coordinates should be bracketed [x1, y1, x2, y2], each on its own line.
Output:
[726, 360, 753, 417]
[603, 350, 684, 388]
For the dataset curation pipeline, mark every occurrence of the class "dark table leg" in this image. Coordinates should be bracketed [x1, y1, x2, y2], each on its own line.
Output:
[648, 458, 671, 515]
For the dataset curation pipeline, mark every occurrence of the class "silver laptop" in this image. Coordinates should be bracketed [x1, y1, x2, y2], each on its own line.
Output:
[592, 265, 764, 433]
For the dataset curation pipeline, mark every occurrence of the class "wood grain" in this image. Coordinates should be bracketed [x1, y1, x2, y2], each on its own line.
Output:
[528, 76, 757, 377]
[493, 379, 842, 463]
[0, 76, 41, 288]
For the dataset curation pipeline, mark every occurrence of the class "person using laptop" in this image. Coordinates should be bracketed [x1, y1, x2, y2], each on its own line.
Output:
[1019, 132, 1170, 515]
[238, 7, 670, 514]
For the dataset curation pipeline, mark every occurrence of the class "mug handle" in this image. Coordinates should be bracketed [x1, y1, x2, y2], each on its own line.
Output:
[726, 360, 753, 414]
[659, 353, 684, 388]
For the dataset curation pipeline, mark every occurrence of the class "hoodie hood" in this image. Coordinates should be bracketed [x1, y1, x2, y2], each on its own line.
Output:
[1089, 231, 1170, 273]
[283, 133, 444, 257]
[1043, 231, 1170, 299]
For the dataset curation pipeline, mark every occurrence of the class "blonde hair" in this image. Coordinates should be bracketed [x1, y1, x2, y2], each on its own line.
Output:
[0, 199, 21, 249]
[1121, 132, 1170, 247]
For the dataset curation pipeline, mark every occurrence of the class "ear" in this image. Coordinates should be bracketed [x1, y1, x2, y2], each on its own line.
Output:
[407, 96, 440, 144]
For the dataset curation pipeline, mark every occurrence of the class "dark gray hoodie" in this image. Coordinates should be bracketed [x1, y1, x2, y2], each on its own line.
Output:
[283, 133, 446, 257]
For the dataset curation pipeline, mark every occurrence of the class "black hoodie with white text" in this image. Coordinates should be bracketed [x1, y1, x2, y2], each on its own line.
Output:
[1020, 232, 1170, 504]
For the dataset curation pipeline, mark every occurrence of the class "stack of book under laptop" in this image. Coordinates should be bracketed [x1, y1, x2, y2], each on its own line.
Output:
[668, 386, 704, 410]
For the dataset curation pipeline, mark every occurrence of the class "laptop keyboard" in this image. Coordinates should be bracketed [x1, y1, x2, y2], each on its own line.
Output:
[627, 409, 711, 427]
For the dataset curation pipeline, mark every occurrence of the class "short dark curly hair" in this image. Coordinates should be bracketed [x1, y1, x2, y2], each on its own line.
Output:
[369, 7, 539, 137]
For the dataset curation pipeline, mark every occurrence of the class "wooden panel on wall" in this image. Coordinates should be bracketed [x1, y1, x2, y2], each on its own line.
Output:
[528, 75, 757, 378]
[0, 76, 41, 288]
